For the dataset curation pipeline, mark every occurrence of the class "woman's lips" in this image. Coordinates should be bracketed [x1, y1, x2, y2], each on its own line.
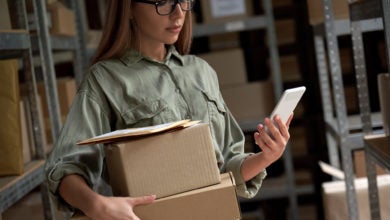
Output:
[167, 25, 182, 33]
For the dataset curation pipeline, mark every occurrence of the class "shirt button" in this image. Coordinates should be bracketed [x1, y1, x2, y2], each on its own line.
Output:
[175, 88, 180, 93]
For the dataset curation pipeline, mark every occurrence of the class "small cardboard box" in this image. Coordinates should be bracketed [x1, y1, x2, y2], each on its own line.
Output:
[36, 77, 77, 119]
[199, 48, 247, 87]
[101, 122, 221, 198]
[47, 2, 76, 36]
[200, 0, 253, 24]
[221, 80, 275, 122]
[71, 172, 241, 220]
[322, 175, 390, 220]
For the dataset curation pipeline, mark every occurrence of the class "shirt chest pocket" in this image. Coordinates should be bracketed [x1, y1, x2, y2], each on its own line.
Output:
[201, 91, 226, 132]
[122, 99, 176, 128]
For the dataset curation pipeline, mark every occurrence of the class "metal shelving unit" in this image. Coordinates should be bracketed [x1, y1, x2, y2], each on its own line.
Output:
[0, 0, 88, 219]
[312, 0, 389, 219]
[192, 1, 314, 219]
[0, 0, 52, 219]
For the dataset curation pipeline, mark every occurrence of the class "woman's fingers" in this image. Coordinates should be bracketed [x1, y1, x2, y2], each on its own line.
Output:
[128, 195, 156, 207]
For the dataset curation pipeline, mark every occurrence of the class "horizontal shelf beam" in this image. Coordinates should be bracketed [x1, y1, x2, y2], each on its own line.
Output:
[350, 0, 382, 22]
[313, 18, 383, 37]
[0, 160, 45, 212]
[31, 35, 77, 51]
[0, 31, 30, 50]
[193, 15, 268, 37]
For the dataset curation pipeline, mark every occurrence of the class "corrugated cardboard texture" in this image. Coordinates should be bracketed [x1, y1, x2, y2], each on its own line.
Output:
[221, 80, 275, 122]
[70, 173, 240, 220]
[322, 175, 390, 220]
[199, 48, 247, 87]
[135, 172, 241, 220]
[105, 123, 221, 198]
[0, 59, 23, 176]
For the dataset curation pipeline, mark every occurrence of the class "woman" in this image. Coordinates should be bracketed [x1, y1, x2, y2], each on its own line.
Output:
[45, 0, 292, 219]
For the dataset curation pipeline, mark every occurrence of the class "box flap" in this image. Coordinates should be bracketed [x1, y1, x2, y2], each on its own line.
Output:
[77, 120, 199, 145]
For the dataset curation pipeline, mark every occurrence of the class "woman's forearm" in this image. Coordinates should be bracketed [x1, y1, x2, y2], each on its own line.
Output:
[240, 153, 270, 181]
[58, 174, 101, 215]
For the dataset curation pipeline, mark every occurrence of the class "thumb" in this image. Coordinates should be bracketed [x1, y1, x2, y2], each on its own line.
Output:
[129, 195, 156, 206]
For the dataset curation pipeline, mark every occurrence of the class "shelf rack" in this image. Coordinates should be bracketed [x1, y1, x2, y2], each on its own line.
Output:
[0, 0, 88, 219]
[0, 0, 52, 218]
[348, 0, 390, 219]
[312, 0, 389, 219]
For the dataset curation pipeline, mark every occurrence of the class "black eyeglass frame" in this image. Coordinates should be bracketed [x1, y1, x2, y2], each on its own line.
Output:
[133, 0, 194, 16]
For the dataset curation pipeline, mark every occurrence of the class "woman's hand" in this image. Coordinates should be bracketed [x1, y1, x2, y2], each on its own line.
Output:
[240, 114, 293, 181]
[59, 175, 155, 220]
[86, 194, 156, 220]
[253, 114, 293, 167]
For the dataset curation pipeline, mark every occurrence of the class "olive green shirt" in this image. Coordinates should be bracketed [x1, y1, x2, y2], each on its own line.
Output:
[45, 46, 266, 211]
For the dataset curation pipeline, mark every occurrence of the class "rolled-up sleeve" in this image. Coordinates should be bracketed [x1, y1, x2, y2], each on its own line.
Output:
[44, 73, 112, 211]
[221, 109, 267, 199]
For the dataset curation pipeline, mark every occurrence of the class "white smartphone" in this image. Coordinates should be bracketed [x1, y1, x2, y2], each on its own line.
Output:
[270, 86, 306, 124]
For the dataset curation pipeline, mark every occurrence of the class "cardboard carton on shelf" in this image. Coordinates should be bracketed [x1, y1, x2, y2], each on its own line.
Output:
[47, 2, 76, 36]
[319, 161, 390, 220]
[78, 120, 221, 199]
[71, 172, 241, 220]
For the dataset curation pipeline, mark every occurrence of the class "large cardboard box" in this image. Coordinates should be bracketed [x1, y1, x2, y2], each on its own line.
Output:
[71, 172, 241, 220]
[306, 0, 349, 25]
[0, 59, 23, 176]
[200, 0, 253, 24]
[47, 2, 76, 36]
[199, 48, 247, 87]
[104, 123, 221, 199]
[221, 80, 275, 122]
[322, 175, 390, 220]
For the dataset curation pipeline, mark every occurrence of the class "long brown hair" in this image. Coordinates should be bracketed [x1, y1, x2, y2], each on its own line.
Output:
[91, 0, 193, 65]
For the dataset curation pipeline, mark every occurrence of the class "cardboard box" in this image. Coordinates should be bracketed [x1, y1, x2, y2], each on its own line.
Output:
[71, 173, 241, 220]
[274, 19, 296, 46]
[0, 59, 23, 176]
[35, 77, 76, 120]
[221, 80, 275, 122]
[306, 0, 349, 25]
[209, 32, 240, 50]
[322, 175, 390, 220]
[105, 123, 221, 198]
[47, 2, 76, 36]
[200, 0, 253, 24]
[199, 48, 247, 87]
[278, 55, 301, 82]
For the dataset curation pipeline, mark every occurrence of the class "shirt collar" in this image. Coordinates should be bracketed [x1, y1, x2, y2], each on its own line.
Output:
[120, 45, 184, 66]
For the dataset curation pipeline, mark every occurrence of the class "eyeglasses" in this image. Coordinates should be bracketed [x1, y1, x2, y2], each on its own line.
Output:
[133, 0, 194, 16]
